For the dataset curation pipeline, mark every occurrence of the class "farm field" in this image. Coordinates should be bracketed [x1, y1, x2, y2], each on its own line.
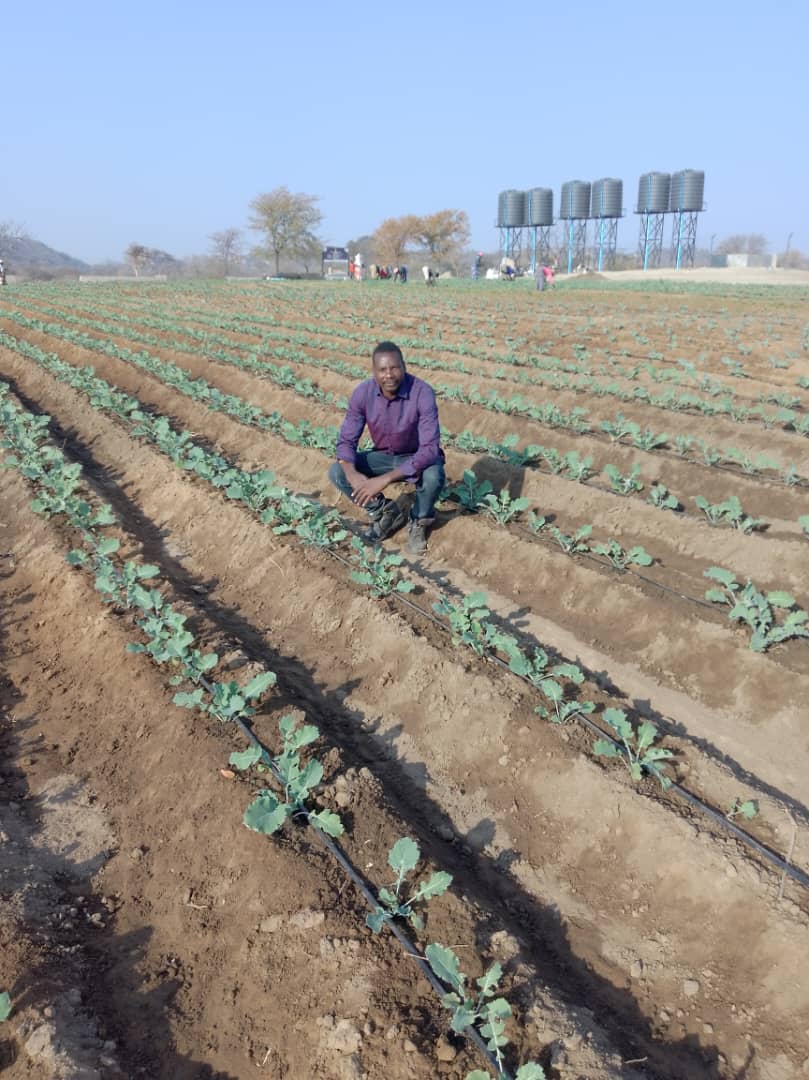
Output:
[1, 276, 808, 1080]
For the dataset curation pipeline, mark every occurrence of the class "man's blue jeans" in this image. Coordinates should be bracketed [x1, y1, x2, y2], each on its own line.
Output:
[328, 451, 445, 521]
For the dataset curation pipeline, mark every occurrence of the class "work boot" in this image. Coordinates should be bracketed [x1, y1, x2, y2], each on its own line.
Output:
[363, 498, 407, 542]
[407, 517, 433, 556]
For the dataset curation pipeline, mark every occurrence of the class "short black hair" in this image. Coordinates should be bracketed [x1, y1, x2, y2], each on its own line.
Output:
[372, 341, 404, 367]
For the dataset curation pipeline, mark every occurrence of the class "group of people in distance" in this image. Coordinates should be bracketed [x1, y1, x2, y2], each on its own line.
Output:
[331, 258, 558, 552]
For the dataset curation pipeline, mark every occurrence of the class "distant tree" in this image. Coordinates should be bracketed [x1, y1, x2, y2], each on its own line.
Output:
[0, 220, 29, 258]
[414, 210, 470, 269]
[208, 227, 243, 276]
[717, 233, 768, 255]
[371, 217, 419, 266]
[248, 187, 322, 275]
[148, 248, 181, 276]
[298, 235, 323, 274]
[125, 243, 150, 276]
[345, 233, 375, 265]
[777, 248, 807, 270]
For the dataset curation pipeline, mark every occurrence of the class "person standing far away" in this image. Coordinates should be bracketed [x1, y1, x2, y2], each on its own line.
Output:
[329, 341, 445, 556]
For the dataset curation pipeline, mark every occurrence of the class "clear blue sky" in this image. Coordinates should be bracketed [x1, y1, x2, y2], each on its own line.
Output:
[3, 0, 807, 263]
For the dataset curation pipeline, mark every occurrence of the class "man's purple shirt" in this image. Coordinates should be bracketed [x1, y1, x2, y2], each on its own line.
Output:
[335, 372, 443, 482]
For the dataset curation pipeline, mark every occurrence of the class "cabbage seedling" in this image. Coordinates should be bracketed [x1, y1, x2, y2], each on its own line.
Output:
[349, 536, 414, 597]
[593, 708, 673, 789]
[648, 484, 680, 511]
[239, 715, 343, 838]
[448, 470, 494, 511]
[592, 541, 653, 571]
[727, 798, 758, 821]
[426, 945, 512, 1072]
[481, 488, 531, 525]
[704, 567, 809, 651]
[549, 524, 592, 555]
[604, 464, 643, 495]
[366, 837, 452, 933]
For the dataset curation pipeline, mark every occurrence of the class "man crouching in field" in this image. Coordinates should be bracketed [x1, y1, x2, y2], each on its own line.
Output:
[329, 341, 445, 555]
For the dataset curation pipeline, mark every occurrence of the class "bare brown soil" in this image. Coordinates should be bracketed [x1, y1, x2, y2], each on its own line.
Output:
[1, 280, 808, 1079]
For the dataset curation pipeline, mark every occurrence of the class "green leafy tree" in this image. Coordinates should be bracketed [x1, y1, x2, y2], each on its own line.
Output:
[249, 186, 323, 274]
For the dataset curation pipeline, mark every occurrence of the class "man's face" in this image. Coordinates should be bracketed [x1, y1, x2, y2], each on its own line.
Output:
[373, 352, 405, 397]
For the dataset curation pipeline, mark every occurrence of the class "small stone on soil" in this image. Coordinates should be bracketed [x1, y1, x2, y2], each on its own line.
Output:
[435, 1037, 456, 1062]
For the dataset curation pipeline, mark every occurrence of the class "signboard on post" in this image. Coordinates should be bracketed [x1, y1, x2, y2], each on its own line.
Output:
[322, 247, 350, 279]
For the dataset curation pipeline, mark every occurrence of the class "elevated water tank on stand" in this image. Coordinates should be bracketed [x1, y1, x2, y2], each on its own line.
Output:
[559, 181, 591, 273]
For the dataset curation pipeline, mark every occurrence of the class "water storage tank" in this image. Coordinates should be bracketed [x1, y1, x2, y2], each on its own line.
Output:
[590, 178, 623, 219]
[669, 169, 705, 212]
[499, 189, 527, 227]
[559, 181, 591, 220]
[637, 172, 670, 213]
[527, 187, 553, 226]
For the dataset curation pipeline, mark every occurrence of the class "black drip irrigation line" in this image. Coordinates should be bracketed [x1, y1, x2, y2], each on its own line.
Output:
[0, 388, 508, 1078]
[324, 539, 809, 892]
[210, 685, 511, 1079]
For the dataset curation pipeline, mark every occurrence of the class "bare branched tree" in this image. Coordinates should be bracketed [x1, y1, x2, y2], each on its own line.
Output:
[208, 227, 243, 276]
[248, 187, 322, 275]
[0, 220, 29, 258]
[125, 243, 150, 276]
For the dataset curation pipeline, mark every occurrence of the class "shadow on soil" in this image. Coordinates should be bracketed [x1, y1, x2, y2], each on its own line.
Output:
[2, 379, 768, 1080]
[0, 551, 238, 1078]
[411, 549, 809, 832]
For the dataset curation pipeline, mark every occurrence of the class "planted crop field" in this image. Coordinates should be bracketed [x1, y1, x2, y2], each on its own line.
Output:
[1, 277, 808, 1080]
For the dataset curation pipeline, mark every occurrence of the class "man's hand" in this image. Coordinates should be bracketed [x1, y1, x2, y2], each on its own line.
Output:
[350, 473, 390, 507]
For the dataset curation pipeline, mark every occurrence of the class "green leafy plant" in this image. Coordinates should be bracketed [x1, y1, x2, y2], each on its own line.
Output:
[174, 670, 277, 720]
[505, 645, 593, 724]
[799, 515, 809, 539]
[593, 708, 673, 789]
[694, 495, 764, 533]
[448, 470, 493, 511]
[527, 511, 548, 534]
[0, 991, 11, 1022]
[704, 567, 809, 652]
[549, 524, 592, 555]
[366, 837, 452, 933]
[426, 945, 512, 1073]
[631, 428, 668, 451]
[648, 484, 681, 511]
[727, 798, 758, 821]
[349, 536, 414, 597]
[592, 540, 653, 570]
[238, 715, 343, 837]
[433, 593, 515, 657]
[604, 463, 643, 495]
[481, 488, 531, 525]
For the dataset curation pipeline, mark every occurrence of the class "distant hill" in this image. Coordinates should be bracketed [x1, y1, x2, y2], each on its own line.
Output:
[0, 234, 89, 272]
